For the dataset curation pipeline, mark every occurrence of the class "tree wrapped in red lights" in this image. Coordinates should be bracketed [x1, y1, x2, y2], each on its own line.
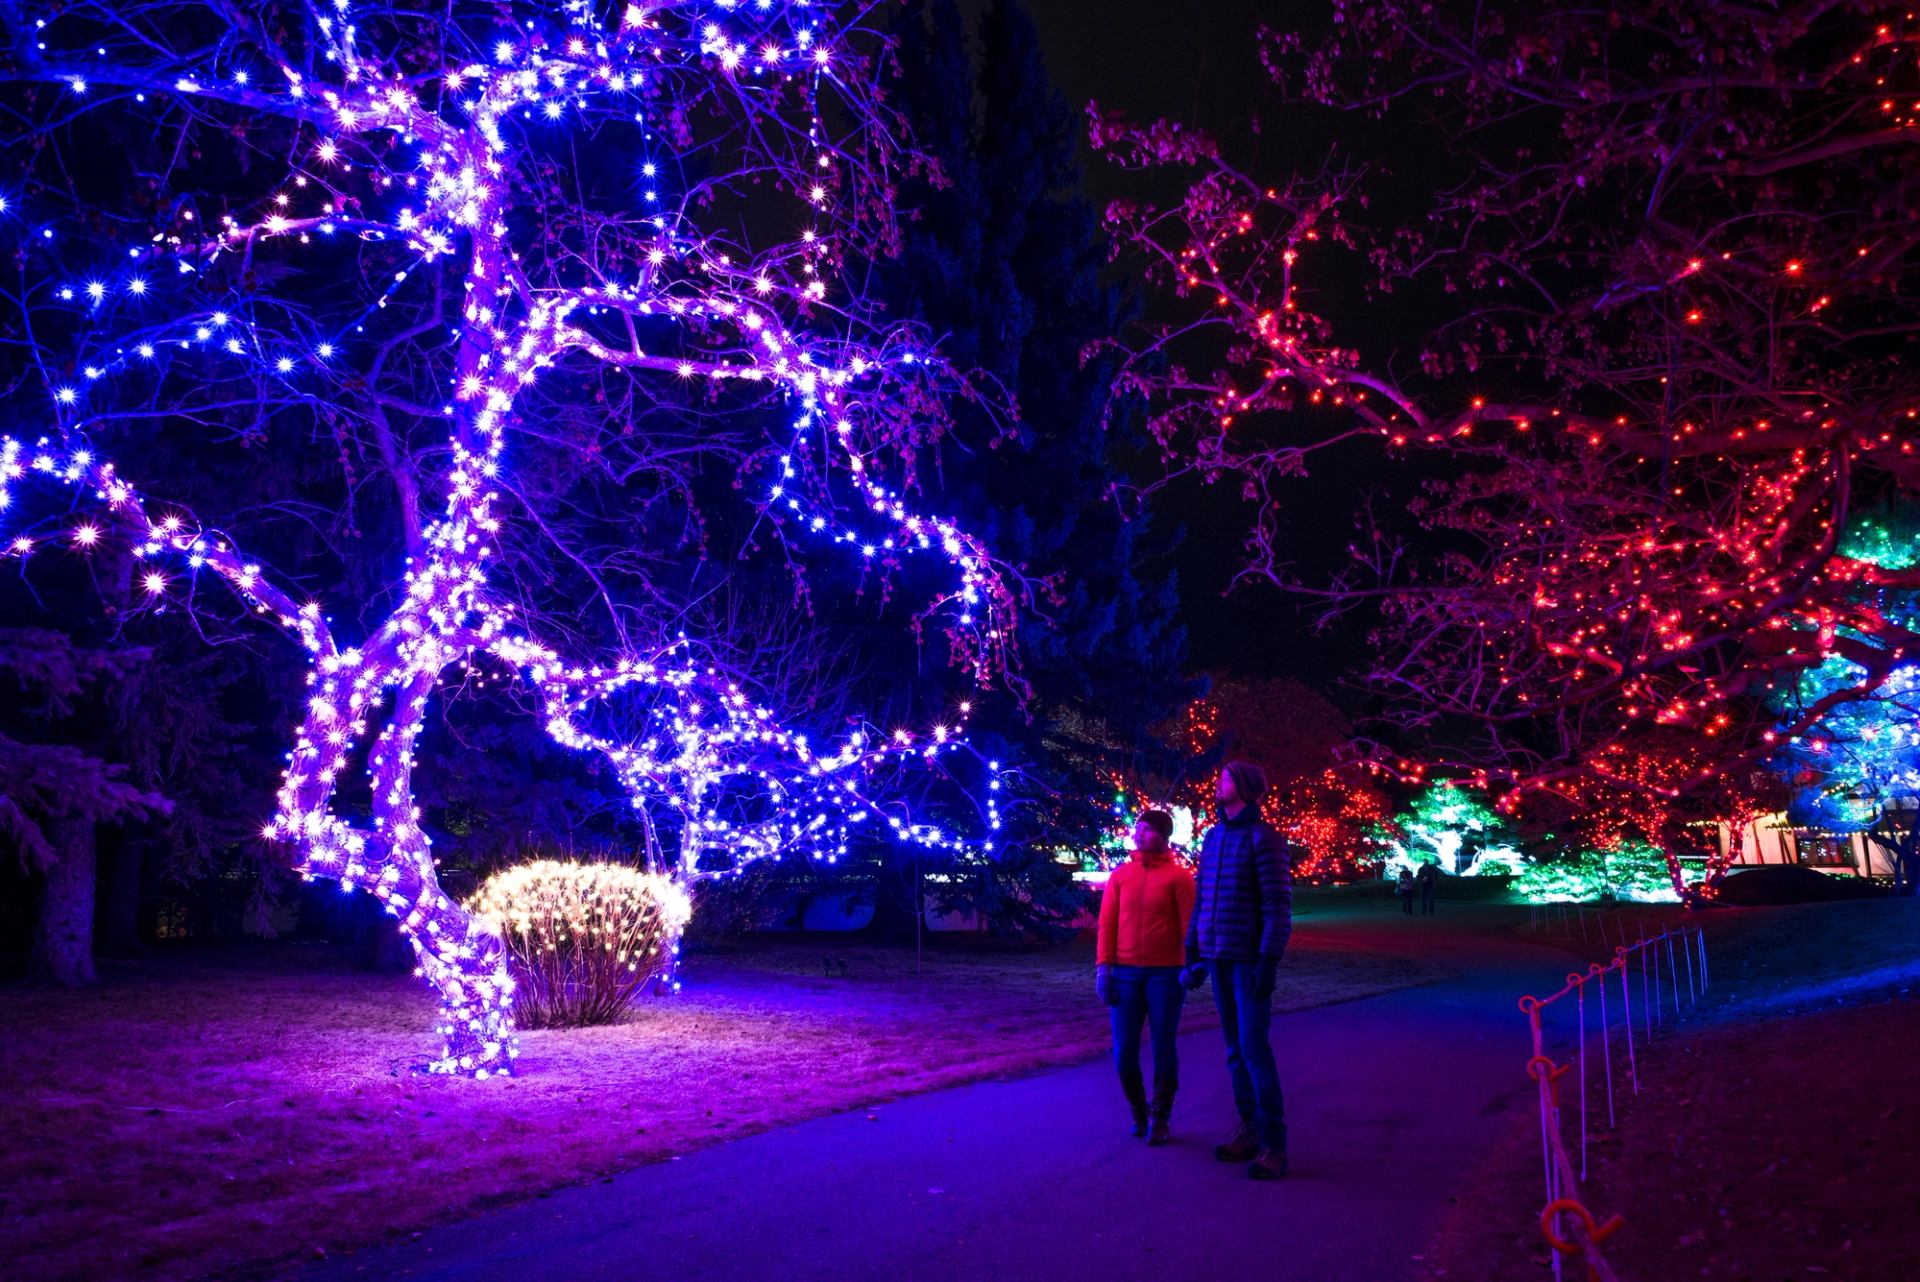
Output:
[1095, 0, 1920, 894]
[1158, 678, 1389, 881]
[0, 0, 1021, 1072]
[1276, 767, 1395, 883]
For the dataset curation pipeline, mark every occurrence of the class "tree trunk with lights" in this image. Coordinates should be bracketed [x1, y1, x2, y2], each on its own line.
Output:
[1867, 808, 1920, 897]
[864, 855, 925, 944]
[1, 0, 1022, 1071]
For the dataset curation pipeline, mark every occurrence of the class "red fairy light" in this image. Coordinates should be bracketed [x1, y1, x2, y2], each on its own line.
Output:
[1092, 0, 1915, 902]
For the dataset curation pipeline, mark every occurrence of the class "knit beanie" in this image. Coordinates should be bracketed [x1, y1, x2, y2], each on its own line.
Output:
[1137, 809, 1176, 842]
[1224, 760, 1269, 810]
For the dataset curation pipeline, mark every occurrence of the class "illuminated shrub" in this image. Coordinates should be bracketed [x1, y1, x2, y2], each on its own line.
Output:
[467, 861, 693, 1029]
[1515, 842, 1680, 905]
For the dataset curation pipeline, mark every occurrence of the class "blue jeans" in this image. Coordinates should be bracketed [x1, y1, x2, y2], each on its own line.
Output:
[1211, 958, 1287, 1150]
[1109, 965, 1185, 1100]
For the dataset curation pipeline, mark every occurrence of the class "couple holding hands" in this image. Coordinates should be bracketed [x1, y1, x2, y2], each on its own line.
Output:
[1093, 761, 1292, 1179]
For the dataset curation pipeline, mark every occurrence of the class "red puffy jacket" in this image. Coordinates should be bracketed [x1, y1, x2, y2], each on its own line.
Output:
[1097, 851, 1197, 968]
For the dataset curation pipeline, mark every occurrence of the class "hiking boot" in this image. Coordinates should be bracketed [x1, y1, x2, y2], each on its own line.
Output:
[1146, 1080, 1176, 1146]
[1144, 1090, 1175, 1143]
[1122, 1073, 1149, 1138]
[1247, 1146, 1289, 1180]
[1213, 1121, 1260, 1163]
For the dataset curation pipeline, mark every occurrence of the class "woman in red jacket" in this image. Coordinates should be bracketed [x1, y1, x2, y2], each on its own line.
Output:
[1096, 809, 1197, 1144]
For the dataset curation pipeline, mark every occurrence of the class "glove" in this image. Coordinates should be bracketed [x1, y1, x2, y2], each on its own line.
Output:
[1096, 965, 1118, 1007]
[1252, 955, 1280, 1002]
[1180, 963, 1208, 991]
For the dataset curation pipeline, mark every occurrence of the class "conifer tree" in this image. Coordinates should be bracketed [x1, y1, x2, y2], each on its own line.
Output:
[868, 0, 1189, 932]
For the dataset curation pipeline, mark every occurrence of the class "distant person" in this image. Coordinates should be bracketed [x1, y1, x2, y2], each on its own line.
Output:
[1396, 867, 1415, 915]
[1096, 808, 1196, 1145]
[1416, 860, 1440, 916]
[1182, 761, 1292, 1180]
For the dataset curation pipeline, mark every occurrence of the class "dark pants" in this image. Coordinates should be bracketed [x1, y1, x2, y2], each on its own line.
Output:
[1210, 958, 1287, 1151]
[1420, 882, 1436, 915]
[1400, 891, 1414, 915]
[1110, 965, 1185, 1104]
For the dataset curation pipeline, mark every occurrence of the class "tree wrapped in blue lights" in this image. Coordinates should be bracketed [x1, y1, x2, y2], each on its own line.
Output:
[0, 0, 1021, 1074]
[1771, 510, 1920, 892]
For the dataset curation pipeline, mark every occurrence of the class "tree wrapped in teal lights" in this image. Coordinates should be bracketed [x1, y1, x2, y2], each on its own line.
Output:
[1771, 510, 1920, 893]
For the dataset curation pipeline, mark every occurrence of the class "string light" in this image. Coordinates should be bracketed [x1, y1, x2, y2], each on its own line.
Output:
[1066, 695, 1393, 885]
[1376, 781, 1526, 879]
[1514, 841, 1681, 904]
[1770, 512, 1920, 845]
[1091, 6, 1920, 898]
[466, 860, 693, 1027]
[1, 0, 1016, 1075]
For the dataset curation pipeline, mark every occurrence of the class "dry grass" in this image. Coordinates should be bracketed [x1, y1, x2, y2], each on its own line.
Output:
[3, 930, 1439, 1282]
[1689, 896, 1920, 1014]
[1422, 897, 1920, 1280]
[1583, 992, 1920, 1281]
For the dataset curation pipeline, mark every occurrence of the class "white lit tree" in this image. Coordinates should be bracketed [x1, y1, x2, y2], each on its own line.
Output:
[1377, 782, 1525, 878]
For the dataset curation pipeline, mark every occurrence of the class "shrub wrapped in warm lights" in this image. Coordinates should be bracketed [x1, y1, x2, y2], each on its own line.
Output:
[467, 862, 693, 1029]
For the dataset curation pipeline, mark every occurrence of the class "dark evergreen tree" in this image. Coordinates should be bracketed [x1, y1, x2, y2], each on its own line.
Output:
[0, 525, 296, 973]
[853, 0, 1190, 935]
[0, 627, 166, 984]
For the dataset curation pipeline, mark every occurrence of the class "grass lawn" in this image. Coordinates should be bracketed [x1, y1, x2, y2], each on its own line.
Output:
[1423, 896, 1920, 1281]
[3, 924, 1442, 1282]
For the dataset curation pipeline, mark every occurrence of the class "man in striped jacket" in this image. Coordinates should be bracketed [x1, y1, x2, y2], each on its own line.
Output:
[1182, 759, 1293, 1179]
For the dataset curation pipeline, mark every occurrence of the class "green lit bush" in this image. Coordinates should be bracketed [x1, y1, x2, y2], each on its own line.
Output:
[1515, 841, 1679, 904]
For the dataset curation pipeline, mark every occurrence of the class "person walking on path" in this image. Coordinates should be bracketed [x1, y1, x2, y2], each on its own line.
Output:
[1096, 809, 1196, 1145]
[1416, 861, 1439, 916]
[1181, 761, 1292, 1180]
[1396, 867, 1415, 915]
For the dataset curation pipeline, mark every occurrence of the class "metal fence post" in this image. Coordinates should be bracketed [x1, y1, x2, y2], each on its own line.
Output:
[1514, 926, 1704, 1282]
[1667, 932, 1681, 1014]
[1574, 974, 1589, 1181]
[1681, 926, 1697, 1005]
[1647, 937, 1660, 1033]
[1597, 964, 1615, 1128]
[1617, 951, 1638, 1094]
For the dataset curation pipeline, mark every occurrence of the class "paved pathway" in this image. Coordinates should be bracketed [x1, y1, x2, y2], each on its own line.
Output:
[302, 906, 1564, 1282]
